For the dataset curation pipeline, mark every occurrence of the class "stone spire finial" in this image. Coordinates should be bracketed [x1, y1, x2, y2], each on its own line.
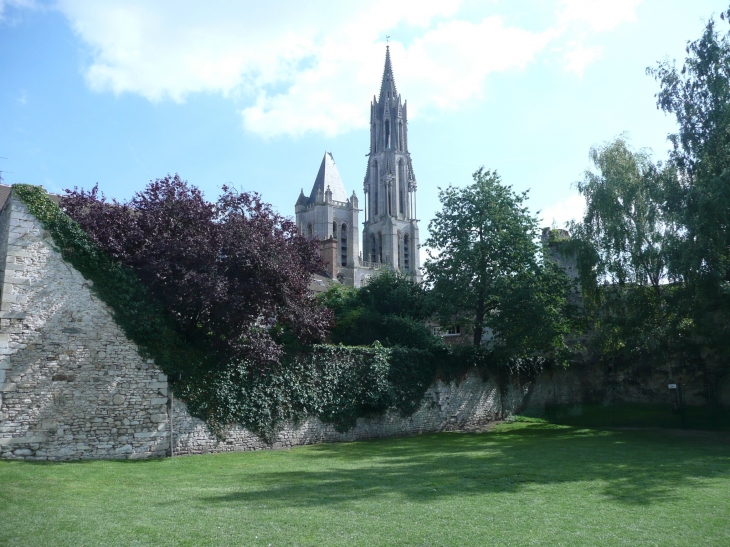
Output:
[379, 45, 398, 104]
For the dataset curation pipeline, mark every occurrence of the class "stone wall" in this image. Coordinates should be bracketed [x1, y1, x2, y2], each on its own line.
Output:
[0, 191, 726, 462]
[0, 195, 170, 460]
[170, 374, 504, 455]
[0, 192, 515, 461]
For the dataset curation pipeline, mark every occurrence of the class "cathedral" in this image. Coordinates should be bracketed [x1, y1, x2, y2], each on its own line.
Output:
[295, 46, 421, 287]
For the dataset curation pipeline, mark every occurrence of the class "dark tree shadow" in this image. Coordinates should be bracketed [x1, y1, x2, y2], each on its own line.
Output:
[201, 423, 730, 507]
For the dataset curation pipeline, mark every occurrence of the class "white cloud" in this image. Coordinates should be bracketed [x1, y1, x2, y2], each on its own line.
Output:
[555, 0, 641, 75]
[243, 15, 555, 137]
[539, 193, 585, 228]
[557, 0, 641, 32]
[30, 0, 644, 137]
[561, 42, 603, 75]
[57, 0, 461, 105]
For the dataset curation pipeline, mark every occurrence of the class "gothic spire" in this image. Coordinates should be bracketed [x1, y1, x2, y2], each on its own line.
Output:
[378, 46, 398, 104]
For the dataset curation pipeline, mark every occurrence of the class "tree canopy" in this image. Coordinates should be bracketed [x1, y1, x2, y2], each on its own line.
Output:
[423, 168, 571, 362]
[644, 9, 730, 360]
[318, 269, 440, 349]
[62, 175, 331, 367]
[573, 137, 677, 290]
[568, 137, 685, 363]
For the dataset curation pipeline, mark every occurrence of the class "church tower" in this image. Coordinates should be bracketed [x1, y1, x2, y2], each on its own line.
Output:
[295, 152, 360, 285]
[362, 46, 420, 280]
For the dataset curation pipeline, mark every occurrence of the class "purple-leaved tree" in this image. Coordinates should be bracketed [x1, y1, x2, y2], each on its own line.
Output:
[62, 174, 331, 367]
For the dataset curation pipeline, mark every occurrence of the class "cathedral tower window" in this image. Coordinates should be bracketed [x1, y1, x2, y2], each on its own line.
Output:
[378, 233, 383, 263]
[404, 234, 410, 270]
[332, 221, 337, 240]
[398, 159, 405, 215]
[370, 235, 377, 262]
[385, 120, 390, 149]
[307, 223, 313, 239]
[340, 223, 348, 267]
[373, 162, 379, 216]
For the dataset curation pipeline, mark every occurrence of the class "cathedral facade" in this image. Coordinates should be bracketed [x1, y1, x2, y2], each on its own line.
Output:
[295, 46, 421, 287]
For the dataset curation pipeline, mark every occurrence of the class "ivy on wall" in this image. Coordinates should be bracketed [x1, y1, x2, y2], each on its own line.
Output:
[12, 183, 197, 379]
[12, 184, 471, 441]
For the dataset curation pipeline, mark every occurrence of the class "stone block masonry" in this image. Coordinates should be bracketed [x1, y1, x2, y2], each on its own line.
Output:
[1, 190, 724, 461]
[0, 191, 515, 461]
[0, 196, 170, 460]
[170, 374, 504, 455]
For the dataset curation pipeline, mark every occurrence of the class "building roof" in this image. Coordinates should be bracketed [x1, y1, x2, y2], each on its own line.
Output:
[309, 152, 348, 203]
[308, 272, 337, 294]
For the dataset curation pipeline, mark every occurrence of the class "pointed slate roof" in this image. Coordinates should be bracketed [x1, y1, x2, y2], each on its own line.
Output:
[378, 46, 398, 104]
[309, 152, 348, 203]
[295, 188, 308, 206]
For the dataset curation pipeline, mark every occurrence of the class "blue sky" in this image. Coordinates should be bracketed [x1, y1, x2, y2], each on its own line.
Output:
[1, 0, 728, 261]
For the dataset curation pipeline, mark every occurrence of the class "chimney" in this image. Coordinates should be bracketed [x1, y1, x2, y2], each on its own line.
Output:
[320, 238, 338, 279]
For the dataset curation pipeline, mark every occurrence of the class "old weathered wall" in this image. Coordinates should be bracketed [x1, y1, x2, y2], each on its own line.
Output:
[170, 374, 504, 455]
[0, 196, 170, 460]
[0, 191, 726, 461]
[0, 193, 515, 461]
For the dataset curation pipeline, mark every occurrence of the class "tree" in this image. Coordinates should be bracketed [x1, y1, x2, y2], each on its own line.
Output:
[62, 175, 331, 367]
[573, 137, 677, 291]
[318, 269, 440, 349]
[569, 137, 682, 362]
[647, 8, 730, 359]
[648, 10, 730, 285]
[424, 168, 571, 361]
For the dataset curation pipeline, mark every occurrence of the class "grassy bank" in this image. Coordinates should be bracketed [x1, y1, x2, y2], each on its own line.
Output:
[1, 419, 728, 546]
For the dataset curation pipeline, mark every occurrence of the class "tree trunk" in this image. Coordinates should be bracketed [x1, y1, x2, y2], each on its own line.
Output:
[473, 295, 485, 347]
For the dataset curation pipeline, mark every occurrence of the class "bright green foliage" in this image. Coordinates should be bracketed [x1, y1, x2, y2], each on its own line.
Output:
[568, 139, 689, 363]
[319, 269, 440, 349]
[424, 168, 571, 361]
[2, 422, 729, 547]
[356, 268, 434, 320]
[574, 137, 676, 289]
[649, 11, 730, 285]
[647, 10, 730, 361]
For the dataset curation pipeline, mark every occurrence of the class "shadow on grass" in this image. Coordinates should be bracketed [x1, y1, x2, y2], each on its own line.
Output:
[202, 422, 730, 508]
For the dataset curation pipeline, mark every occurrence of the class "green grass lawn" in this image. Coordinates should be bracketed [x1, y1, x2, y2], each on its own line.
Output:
[1, 419, 728, 547]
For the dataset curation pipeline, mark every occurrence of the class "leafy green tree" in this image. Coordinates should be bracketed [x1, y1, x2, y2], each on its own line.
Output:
[569, 138, 682, 361]
[318, 269, 440, 349]
[573, 137, 677, 291]
[424, 168, 571, 361]
[648, 11, 730, 284]
[647, 8, 730, 359]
